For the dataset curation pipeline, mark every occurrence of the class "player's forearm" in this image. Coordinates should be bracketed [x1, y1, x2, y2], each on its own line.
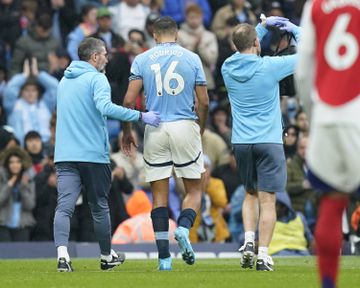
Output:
[197, 103, 209, 135]
[122, 121, 132, 136]
[255, 23, 268, 42]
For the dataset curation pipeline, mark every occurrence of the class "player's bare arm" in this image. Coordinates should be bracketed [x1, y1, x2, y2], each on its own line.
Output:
[122, 79, 143, 156]
[195, 85, 209, 135]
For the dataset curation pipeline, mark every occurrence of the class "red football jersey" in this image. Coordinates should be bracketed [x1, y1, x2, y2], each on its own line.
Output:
[311, 0, 360, 106]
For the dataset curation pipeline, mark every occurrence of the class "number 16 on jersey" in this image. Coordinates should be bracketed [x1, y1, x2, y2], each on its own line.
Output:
[150, 61, 185, 96]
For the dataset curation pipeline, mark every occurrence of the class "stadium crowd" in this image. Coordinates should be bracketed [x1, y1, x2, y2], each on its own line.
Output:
[0, 0, 359, 256]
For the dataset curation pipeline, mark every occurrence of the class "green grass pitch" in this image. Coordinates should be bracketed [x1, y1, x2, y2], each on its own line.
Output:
[1, 257, 359, 288]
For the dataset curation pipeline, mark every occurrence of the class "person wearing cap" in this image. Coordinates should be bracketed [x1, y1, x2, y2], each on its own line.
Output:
[91, 6, 125, 53]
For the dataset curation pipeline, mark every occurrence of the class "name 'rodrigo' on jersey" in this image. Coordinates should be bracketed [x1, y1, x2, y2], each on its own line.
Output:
[129, 42, 207, 122]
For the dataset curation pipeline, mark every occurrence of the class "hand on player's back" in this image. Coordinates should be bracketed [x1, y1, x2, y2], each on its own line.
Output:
[141, 111, 161, 127]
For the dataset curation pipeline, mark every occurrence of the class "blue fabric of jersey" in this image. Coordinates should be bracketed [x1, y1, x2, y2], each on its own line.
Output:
[130, 43, 206, 122]
[221, 24, 300, 144]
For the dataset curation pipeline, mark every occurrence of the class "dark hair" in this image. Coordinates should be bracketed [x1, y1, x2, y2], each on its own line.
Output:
[35, 14, 52, 30]
[128, 29, 146, 43]
[21, 77, 43, 99]
[295, 109, 306, 121]
[4, 153, 23, 179]
[24, 130, 41, 142]
[81, 4, 97, 19]
[232, 23, 257, 52]
[284, 124, 300, 137]
[226, 16, 240, 27]
[153, 16, 178, 36]
[3, 148, 29, 180]
[78, 37, 105, 61]
[146, 12, 160, 26]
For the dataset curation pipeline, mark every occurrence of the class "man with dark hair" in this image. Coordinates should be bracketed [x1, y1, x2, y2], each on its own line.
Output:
[54, 37, 160, 272]
[122, 16, 209, 271]
[221, 16, 300, 271]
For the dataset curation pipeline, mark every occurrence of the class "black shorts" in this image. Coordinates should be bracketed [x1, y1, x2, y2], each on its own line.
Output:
[233, 143, 286, 193]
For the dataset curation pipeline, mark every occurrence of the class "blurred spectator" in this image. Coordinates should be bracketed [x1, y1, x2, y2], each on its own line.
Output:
[108, 160, 134, 233]
[48, 49, 71, 81]
[268, 192, 313, 256]
[118, 29, 148, 112]
[109, 0, 149, 40]
[211, 0, 257, 40]
[111, 130, 146, 189]
[91, 6, 125, 54]
[144, 12, 160, 48]
[0, 65, 8, 123]
[89, 6, 129, 107]
[24, 131, 46, 177]
[227, 185, 245, 243]
[104, 50, 131, 107]
[123, 29, 148, 64]
[209, 105, 231, 147]
[177, 4, 218, 90]
[259, 1, 286, 56]
[3, 58, 58, 145]
[295, 109, 309, 137]
[0, 0, 22, 66]
[0, 127, 18, 153]
[112, 189, 177, 244]
[66, 4, 98, 60]
[190, 155, 230, 243]
[32, 151, 57, 241]
[10, 13, 60, 76]
[283, 124, 299, 160]
[161, 0, 212, 27]
[0, 146, 35, 241]
[286, 136, 317, 230]
[214, 16, 239, 101]
[40, 0, 77, 48]
[202, 128, 230, 168]
[264, 0, 285, 17]
[43, 112, 57, 157]
[18, 0, 38, 37]
[142, 0, 163, 12]
[351, 202, 360, 236]
[85, 0, 119, 8]
[208, 0, 229, 12]
[212, 150, 242, 202]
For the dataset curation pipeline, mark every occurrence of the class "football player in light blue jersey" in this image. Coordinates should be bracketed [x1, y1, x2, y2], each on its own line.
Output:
[129, 31, 207, 122]
[122, 16, 209, 271]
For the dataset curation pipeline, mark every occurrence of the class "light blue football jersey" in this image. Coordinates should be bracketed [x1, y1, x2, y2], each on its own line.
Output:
[130, 42, 207, 122]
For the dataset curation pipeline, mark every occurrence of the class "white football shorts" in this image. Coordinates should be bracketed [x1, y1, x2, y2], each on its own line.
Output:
[143, 120, 205, 182]
[307, 123, 360, 193]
